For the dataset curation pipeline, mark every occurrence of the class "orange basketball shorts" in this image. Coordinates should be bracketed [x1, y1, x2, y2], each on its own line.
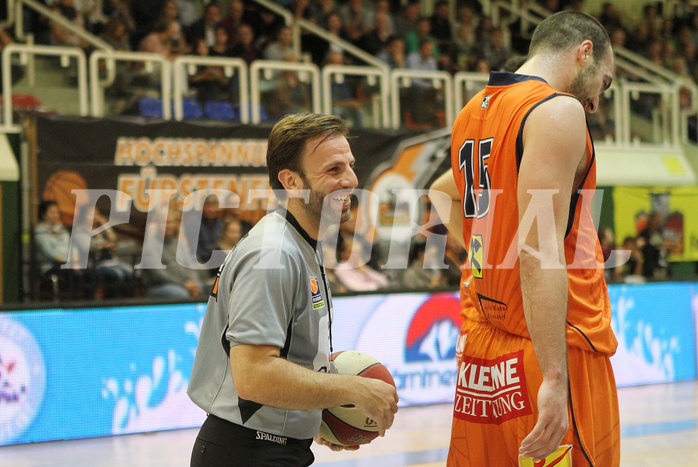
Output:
[447, 323, 620, 466]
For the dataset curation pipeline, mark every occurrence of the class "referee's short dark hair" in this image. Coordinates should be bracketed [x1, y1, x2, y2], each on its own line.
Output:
[266, 113, 349, 192]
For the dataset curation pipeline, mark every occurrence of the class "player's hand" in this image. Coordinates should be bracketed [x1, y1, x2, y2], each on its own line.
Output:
[354, 378, 399, 436]
[519, 378, 569, 460]
[184, 280, 201, 298]
[313, 435, 360, 451]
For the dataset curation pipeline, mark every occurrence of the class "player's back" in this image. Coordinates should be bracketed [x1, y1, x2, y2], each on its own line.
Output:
[450, 72, 616, 354]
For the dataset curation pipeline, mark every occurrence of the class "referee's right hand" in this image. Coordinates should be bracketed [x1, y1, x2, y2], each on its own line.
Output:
[353, 378, 399, 436]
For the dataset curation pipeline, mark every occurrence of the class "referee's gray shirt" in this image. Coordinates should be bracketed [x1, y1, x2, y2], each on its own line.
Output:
[188, 210, 332, 440]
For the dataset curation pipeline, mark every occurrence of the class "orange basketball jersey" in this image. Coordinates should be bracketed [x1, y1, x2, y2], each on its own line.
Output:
[450, 72, 617, 355]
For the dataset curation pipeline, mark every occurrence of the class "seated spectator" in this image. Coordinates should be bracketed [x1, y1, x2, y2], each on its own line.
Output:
[185, 2, 221, 49]
[615, 236, 644, 282]
[193, 194, 224, 264]
[405, 39, 442, 128]
[361, 11, 393, 56]
[255, 7, 284, 54]
[100, 17, 134, 101]
[451, 22, 477, 72]
[174, 0, 200, 29]
[430, 0, 453, 56]
[207, 217, 245, 276]
[50, 0, 91, 52]
[209, 25, 233, 57]
[366, 0, 395, 37]
[598, 225, 617, 281]
[140, 208, 209, 300]
[325, 50, 363, 126]
[306, 0, 338, 29]
[639, 211, 670, 280]
[106, 0, 137, 36]
[221, 194, 254, 233]
[338, 0, 371, 48]
[215, 218, 245, 252]
[394, 0, 421, 39]
[377, 35, 406, 69]
[263, 25, 294, 61]
[598, 2, 623, 32]
[189, 38, 229, 102]
[333, 237, 390, 292]
[263, 53, 312, 120]
[405, 16, 440, 58]
[305, 10, 345, 66]
[402, 241, 447, 290]
[478, 26, 510, 71]
[230, 23, 261, 65]
[72, 204, 134, 299]
[443, 232, 466, 286]
[81, 0, 109, 35]
[33, 200, 87, 300]
[161, 0, 191, 55]
[138, 18, 177, 59]
[221, 0, 255, 47]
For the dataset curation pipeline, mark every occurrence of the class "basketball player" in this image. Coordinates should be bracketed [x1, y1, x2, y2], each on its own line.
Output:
[429, 11, 620, 466]
[187, 113, 398, 466]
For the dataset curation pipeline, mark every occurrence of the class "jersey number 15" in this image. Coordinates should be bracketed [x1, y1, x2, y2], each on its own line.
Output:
[458, 137, 492, 218]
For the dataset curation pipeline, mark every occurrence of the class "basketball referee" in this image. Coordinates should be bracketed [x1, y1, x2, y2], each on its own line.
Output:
[188, 113, 399, 466]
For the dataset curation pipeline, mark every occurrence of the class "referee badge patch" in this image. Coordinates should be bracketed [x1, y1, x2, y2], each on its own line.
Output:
[310, 276, 325, 310]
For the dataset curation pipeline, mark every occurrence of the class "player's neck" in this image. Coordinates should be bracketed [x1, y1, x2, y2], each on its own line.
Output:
[517, 54, 576, 93]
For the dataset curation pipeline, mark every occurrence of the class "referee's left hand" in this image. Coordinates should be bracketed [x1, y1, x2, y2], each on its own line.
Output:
[313, 435, 360, 452]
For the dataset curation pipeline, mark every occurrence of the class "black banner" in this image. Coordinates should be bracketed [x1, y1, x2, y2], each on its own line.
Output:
[36, 116, 418, 234]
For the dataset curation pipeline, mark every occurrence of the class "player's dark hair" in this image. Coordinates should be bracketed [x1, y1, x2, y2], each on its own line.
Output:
[529, 10, 611, 66]
[38, 200, 58, 221]
[266, 113, 349, 192]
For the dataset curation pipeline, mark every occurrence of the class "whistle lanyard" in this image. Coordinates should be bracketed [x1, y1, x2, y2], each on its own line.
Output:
[315, 248, 334, 354]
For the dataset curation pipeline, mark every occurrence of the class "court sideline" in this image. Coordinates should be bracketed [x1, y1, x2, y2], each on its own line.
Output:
[1, 381, 696, 466]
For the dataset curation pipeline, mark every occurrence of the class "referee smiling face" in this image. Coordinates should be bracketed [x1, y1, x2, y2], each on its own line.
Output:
[274, 114, 358, 241]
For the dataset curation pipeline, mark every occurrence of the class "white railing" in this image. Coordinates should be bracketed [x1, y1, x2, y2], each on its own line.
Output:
[454, 72, 490, 111]
[15, 0, 112, 51]
[322, 64, 390, 128]
[620, 80, 680, 147]
[390, 69, 453, 130]
[172, 56, 249, 122]
[0, 45, 686, 146]
[250, 0, 389, 72]
[1, 43, 87, 131]
[249, 60, 321, 124]
[89, 51, 171, 118]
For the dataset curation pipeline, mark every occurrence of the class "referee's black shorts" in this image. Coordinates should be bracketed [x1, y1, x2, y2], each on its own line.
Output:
[190, 414, 315, 467]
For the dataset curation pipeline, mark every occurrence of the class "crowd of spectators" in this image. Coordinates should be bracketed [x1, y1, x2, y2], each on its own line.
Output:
[15, 0, 698, 132]
[33, 193, 467, 301]
[26, 1, 698, 301]
[599, 207, 685, 284]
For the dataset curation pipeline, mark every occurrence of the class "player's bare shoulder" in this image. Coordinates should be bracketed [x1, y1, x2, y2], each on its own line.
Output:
[522, 96, 587, 170]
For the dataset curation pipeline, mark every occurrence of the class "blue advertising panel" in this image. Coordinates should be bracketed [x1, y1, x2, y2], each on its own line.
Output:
[1, 282, 696, 446]
[609, 283, 697, 386]
[0, 304, 208, 446]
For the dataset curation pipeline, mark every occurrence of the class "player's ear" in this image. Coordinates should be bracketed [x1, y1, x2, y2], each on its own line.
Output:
[277, 169, 300, 191]
[578, 39, 593, 65]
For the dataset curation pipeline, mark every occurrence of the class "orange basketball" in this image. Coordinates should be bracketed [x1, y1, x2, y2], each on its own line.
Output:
[42, 170, 88, 226]
[318, 350, 396, 447]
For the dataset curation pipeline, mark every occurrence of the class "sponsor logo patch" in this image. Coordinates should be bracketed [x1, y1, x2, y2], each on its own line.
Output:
[477, 293, 508, 321]
[453, 349, 532, 424]
[310, 276, 325, 310]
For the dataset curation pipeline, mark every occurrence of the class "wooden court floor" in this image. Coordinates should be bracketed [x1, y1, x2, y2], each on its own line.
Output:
[1, 381, 696, 466]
